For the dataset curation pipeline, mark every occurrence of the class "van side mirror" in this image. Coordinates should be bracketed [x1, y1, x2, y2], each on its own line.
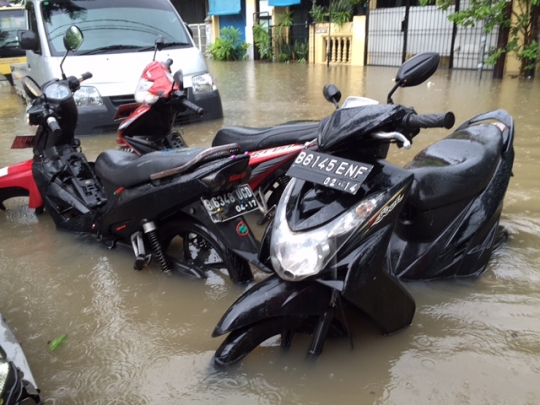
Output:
[17, 30, 38, 51]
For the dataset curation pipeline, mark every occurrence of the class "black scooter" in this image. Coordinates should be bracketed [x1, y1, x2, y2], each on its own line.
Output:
[211, 52, 515, 364]
[4, 26, 262, 283]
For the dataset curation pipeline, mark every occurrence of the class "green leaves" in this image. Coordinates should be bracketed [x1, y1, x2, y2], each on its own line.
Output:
[207, 27, 249, 61]
[48, 334, 67, 351]
[433, 0, 540, 74]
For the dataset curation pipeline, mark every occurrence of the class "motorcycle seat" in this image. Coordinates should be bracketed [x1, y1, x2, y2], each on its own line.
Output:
[95, 147, 224, 189]
[212, 121, 319, 152]
[405, 124, 503, 211]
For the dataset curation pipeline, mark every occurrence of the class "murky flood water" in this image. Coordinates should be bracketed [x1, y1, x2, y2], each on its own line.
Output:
[0, 61, 539, 405]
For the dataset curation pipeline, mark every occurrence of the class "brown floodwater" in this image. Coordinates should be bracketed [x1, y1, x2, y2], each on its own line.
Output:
[0, 61, 539, 405]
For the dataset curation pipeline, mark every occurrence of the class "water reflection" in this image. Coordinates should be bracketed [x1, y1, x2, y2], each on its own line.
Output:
[0, 62, 539, 404]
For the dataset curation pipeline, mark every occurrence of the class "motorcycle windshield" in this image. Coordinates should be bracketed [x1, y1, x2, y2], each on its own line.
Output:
[317, 104, 410, 152]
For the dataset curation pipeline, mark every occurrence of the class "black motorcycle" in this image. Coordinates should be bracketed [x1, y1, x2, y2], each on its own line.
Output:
[0, 313, 42, 404]
[211, 52, 515, 364]
[3, 26, 262, 283]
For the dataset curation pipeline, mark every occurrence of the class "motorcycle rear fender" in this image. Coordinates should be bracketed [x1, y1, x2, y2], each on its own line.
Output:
[212, 274, 332, 337]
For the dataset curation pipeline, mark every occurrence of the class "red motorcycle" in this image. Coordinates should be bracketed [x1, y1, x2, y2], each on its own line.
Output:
[115, 36, 320, 224]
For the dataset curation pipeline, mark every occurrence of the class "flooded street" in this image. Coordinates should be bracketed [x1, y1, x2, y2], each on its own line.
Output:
[1, 60, 539, 405]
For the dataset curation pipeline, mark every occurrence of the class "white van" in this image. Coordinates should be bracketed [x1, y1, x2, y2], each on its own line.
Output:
[16, 0, 223, 135]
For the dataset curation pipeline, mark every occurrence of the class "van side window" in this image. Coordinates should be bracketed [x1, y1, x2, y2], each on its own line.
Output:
[25, 2, 40, 53]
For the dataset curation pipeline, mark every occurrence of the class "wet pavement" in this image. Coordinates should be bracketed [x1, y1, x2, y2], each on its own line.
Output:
[0, 61, 539, 404]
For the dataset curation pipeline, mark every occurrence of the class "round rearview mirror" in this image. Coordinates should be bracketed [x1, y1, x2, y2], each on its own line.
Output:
[22, 76, 42, 99]
[63, 25, 84, 52]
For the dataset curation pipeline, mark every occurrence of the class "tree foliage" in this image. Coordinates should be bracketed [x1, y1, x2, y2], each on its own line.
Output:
[207, 27, 249, 61]
[431, 0, 540, 75]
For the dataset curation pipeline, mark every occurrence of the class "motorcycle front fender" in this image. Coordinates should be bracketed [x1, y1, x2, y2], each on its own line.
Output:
[212, 275, 332, 337]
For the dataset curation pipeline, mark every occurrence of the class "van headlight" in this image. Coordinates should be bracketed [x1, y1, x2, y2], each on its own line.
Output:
[270, 179, 384, 282]
[74, 86, 103, 107]
[192, 73, 217, 93]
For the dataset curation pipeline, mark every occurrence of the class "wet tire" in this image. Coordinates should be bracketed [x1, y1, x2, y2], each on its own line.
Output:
[264, 175, 290, 209]
[214, 316, 318, 366]
[158, 219, 253, 283]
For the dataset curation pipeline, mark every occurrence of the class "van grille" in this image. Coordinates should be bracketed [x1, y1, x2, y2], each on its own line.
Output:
[110, 95, 136, 107]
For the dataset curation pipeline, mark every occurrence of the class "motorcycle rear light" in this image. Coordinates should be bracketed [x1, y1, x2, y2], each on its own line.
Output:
[229, 172, 247, 182]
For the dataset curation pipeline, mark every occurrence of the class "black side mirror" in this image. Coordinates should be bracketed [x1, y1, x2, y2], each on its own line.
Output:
[173, 70, 184, 90]
[323, 84, 342, 109]
[153, 35, 165, 60]
[17, 30, 38, 51]
[396, 52, 439, 87]
[63, 25, 84, 52]
[387, 52, 440, 103]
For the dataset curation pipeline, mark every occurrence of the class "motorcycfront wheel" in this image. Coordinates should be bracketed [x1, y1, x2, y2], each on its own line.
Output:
[214, 316, 320, 366]
[158, 219, 253, 283]
[256, 174, 290, 225]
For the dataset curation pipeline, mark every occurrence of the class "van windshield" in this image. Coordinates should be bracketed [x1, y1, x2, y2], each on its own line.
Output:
[0, 8, 26, 57]
[40, 0, 192, 56]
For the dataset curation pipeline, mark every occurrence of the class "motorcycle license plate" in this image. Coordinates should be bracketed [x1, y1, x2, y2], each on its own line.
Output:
[202, 185, 259, 223]
[287, 151, 373, 195]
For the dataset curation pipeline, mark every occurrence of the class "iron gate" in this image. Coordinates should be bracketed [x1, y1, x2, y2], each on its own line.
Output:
[366, 1, 499, 69]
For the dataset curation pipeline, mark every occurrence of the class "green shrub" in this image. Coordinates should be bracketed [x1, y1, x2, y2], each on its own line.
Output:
[207, 27, 249, 61]
[253, 24, 273, 60]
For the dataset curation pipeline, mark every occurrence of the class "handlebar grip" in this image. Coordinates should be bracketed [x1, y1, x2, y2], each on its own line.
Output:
[181, 99, 205, 116]
[79, 72, 93, 82]
[164, 59, 173, 69]
[47, 116, 63, 138]
[404, 112, 455, 130]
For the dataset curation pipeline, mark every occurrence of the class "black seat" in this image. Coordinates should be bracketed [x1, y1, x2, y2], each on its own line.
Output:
[95, 148, 211, 189]
[212, 121, 319, 152]
[405, 124, 503, 211]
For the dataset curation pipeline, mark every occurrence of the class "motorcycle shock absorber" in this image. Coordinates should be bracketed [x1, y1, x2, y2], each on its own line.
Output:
[142, 220, 171, 273]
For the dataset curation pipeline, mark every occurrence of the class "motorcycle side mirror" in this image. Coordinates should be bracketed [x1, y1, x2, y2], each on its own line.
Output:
[22, 76, 42, 99]
[153, 35, 165, 60]
[60, 26, 84, 79]
[323, 84, 342, 109]
[63, 25, 84, 52]
[173, 70, 184, 90]
[386, 52, 440, 104]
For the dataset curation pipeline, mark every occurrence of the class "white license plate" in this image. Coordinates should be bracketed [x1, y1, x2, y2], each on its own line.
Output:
[202, 185, 259, 223]
[287, 151, 373, 195]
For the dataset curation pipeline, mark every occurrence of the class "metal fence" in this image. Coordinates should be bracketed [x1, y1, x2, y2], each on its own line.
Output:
[367, 3, 499, 70]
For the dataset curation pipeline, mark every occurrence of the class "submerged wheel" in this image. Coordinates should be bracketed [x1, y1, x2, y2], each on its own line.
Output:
[214, 316, 319, 366]
[158, 220, 253, 283]
[263, 175, 290, 209]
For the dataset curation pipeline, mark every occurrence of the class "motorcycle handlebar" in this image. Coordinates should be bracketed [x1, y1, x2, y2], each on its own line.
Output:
[47, 116, 63, 138]
[164, 59, 173, 69]
[403, 112, 455, 130]
[79, 72, 93, 82]
[180, 98, 205, 116]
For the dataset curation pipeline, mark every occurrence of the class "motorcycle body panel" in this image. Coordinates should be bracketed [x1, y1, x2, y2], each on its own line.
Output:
[0, 160, 43, 210]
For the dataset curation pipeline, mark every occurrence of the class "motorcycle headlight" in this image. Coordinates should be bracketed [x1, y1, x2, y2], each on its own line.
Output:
[43, 82, 70, 100]
[191, 73, 217, 94]
[270, 179, 384, 282]
[74, 86, 103, 107]
[134, 78, 159, 104]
